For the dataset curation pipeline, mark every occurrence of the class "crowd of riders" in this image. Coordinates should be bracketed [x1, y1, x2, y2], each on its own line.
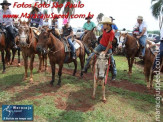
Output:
[0, 0, 162, 80]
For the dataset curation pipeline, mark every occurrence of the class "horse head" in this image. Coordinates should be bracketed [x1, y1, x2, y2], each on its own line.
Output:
[119, 31, 128, 45]
[36, 28, 52, 55]
[18, 20, 30, 47]
[83, 28, 97, 48]
[95, 53, 112, 79]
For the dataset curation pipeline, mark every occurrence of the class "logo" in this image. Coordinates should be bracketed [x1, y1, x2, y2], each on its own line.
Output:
[2, 105, 33, 121]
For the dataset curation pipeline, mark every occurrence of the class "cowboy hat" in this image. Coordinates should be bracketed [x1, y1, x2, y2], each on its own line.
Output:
[0, 0, 11, 6]
[85, 16, 92, 20]
[137, 16, 143, 20]
[109, 16, 115, 20]
[99, 17, 114, 25]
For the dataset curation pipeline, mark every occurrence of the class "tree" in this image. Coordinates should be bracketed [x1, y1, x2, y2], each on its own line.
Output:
[151, 0, 163, 29]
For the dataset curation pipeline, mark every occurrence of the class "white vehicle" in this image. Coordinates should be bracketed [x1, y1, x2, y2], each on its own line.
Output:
[73, 28, 84, 39]
[147, 34, 159, 41]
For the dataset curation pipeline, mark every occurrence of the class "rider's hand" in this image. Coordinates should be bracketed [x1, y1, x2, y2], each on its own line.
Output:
[136, 36, 141, 39]
[101, 51, 107, 55]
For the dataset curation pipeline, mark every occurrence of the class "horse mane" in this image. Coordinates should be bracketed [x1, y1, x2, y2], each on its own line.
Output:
[83, 30, 96, 43]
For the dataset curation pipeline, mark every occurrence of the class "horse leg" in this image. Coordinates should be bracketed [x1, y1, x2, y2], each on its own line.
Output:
[1, 51, 6, 73]
[57, 64, 63, 86]
[79, 54, 85, 77]
[92, 79, 97, 99]
[130, 57, 135, 74]
[17, 48, 21, 67]
[127, 57, 131, 75]
[150, 72, 154, 89]
[102, 81, 106, 102]
[10, 49, 16, 65]
[23, 53, 28, 80]
[144, 63, 150, 89]
[29, 54, 35, 82]
[38, 54, 42, 73]
[45, 55, 48, 71]
[73, 60, 77, 76]
[50, 62, 55, 86]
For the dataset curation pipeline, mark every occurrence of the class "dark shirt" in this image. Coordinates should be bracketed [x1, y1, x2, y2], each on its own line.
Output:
[160, 41, 163, 52]
[62, 26, 72, 37]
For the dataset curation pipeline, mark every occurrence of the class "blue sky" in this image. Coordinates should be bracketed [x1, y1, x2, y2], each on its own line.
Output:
[9, 0, 159, 31]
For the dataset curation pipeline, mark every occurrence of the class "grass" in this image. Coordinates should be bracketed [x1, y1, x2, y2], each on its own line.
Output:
[0, 55, 162, 122]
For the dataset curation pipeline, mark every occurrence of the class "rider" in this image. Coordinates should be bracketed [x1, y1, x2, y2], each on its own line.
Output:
[82, 17, 117, 80]
[61, 18, 76, 59]
[134, 16, 147, 59]
[52, 16, 59, 28]
[29, 3, 43, 28]
[0, 0, 18, 49]
[80, 16, 96, 55]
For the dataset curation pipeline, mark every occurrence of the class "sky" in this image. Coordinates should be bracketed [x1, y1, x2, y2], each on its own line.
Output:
[8, 0, 160, 31]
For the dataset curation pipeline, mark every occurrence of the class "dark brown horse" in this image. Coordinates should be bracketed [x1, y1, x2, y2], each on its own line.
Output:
[36, 29, 85, 86]
[144, 46, 163, 89]
[119, 32, 139, 75]
[82, 30, 97, 55]
[0, 29, 6, 73]
[18, 21, 47, 82]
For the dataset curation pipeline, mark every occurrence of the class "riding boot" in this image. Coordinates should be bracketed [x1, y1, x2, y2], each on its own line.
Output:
[72, 52, 76, 60]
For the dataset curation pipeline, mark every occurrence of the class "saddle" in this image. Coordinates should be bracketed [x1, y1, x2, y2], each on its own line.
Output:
[61, 37, 80, 53]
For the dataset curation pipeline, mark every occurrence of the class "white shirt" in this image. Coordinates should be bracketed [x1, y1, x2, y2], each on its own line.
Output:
[43, 21, 49, 26]
[160, 26, 163, 40]
[135, 21, 147, 36]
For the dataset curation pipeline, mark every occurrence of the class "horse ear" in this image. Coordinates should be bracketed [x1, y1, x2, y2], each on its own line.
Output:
[125, 32, 128, 35]
[47, 29, 53, 33]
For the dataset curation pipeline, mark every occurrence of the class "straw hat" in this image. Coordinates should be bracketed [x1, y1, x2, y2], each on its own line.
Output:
[0, 0, 11, 6]
[137, 16, 143, 20]
[99, 17, 113, 25]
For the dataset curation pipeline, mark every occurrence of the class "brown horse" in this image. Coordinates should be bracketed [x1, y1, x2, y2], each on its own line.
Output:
[36, 29, 85, 86]
[0, 29, 6, 73]
[82, 30, 97, 55]
[144, 46, 163, 89]
[119, 32, 139, 75]
[18, 21, 47, 82]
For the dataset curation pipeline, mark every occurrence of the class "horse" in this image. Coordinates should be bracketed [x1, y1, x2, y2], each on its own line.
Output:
[81, 29, 97, 55]
[0, 28, 6, 73]
[119, 32, 140, 75]
[18, 20, 47, 82]
[36, 29, 85, 86]
[5, 33, 21, 66]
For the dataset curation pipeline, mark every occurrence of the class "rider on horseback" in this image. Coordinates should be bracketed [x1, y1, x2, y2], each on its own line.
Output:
[28, 3, 43, 28]
[82, 17, 117, 81]
[0, 0, 18, 49]
[61, 18, 76, 59]
[133, 16, 147, 59]
[80, 16, 96, 55]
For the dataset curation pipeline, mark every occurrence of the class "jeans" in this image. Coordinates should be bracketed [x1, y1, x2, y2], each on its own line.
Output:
[80, 33, 85, 40]
[84, 44, 117, 76]
[139, 35, 147, 56]
[68, 37, 75, 53]
[5, 25, 15, 44]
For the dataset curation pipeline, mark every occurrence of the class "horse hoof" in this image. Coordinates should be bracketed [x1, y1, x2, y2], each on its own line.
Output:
[102, 99, 106, 103]
[37, 70, 41, 73]
[50, 81, 54, 86]
[23, 77, 27, 81]
[17, 63, 21, 67]
[57, 83, 61, 87]
[2, 71, 5, 74]
[91, 96, 95, 100]
[29, 78, 33, 82]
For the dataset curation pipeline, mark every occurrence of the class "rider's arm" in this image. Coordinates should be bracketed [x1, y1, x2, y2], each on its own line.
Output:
[104, 31, 114, 54]
[3, 10, 12, 26]
[139, 27, 146, 37]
